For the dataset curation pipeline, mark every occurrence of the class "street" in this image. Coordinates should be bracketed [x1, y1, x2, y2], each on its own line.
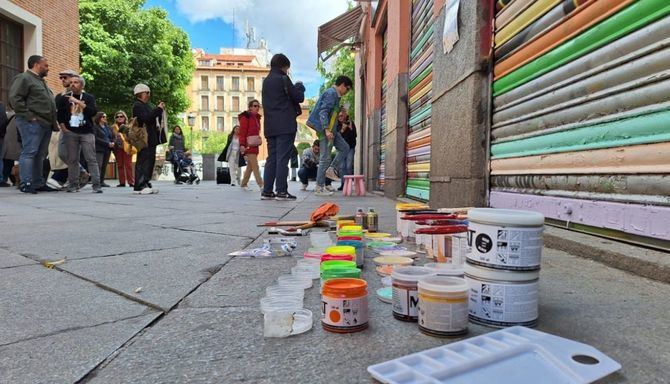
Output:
[0, 181, 668, 384]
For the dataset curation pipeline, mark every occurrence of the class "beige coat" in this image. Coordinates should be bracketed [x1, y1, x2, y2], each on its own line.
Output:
[48, 131, 67, 170]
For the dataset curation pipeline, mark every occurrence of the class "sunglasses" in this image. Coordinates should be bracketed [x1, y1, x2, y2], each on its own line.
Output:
[59, 76, 69, 80]
[102, 115, 107, 118]
[251, 104, 260, 108]
[115, 115, 124, 118]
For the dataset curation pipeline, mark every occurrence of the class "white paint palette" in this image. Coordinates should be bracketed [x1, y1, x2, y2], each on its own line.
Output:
[367, 326, 621, 384]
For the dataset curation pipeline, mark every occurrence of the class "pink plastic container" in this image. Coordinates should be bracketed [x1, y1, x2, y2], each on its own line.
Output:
[321, 254, 355, 263]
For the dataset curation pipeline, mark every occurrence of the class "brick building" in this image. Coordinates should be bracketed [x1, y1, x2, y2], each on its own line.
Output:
[0, 0, 79, 104]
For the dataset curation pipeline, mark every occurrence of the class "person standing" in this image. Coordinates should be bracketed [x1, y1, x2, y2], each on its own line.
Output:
[337, 110, 357, 191]
[93, 112, 115, 187]
[239, 99, 264, 191]
[111, 111, 134, 187]
[56, 76, 102, 193]
[260, 53, 305, 201]
[306, 75, 353, 196]
[221, 125, 245, 186]
[8, 55, 58, 194]
[132, 84, 165, 195]
[168, 125, 186, 184]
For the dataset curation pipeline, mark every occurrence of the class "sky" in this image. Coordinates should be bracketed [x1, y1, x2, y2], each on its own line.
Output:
[143, 0, 350, 98]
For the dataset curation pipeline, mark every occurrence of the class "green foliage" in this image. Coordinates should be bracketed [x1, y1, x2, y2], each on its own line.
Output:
[174, 126, 228, 154]
[79, 0, 195, 122]
[296, 141, 311, 155]
[317, 48, 356, 118]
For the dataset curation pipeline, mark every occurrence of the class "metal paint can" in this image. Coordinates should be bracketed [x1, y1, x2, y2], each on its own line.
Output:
[466, 208, 544, 271]
[464, 262, 539, 328]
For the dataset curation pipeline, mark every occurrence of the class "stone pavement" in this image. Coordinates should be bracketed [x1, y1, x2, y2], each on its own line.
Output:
[0, 181, 668, 384]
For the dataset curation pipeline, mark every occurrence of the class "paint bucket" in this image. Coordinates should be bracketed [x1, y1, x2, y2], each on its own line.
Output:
[395, 203, 430, 234]
[391, 266, 435, 322]
[423, 262, 464, 278]
[464, 262, 539, 328]
[325, 246, 356, 261]
[321, 278, 369, 333]
[414, 225, 468, 263]
[466, 208, 544, 271]
[418, 276, 469, 337]
[321, 267, 361, 286]
[337, 239, 364, 268]
[320, 260, 357, 272]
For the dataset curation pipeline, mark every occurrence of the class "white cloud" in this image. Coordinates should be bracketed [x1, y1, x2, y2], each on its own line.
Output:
[175, 0, 349, 90]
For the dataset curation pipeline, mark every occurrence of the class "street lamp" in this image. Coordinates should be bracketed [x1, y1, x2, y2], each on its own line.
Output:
[187, 113, 196, 151]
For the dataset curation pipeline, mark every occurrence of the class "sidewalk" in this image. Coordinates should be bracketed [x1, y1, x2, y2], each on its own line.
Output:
[0, 181, 668, 383]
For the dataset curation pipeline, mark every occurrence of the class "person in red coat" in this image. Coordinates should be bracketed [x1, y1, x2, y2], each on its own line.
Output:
[239, 99, 264, 190]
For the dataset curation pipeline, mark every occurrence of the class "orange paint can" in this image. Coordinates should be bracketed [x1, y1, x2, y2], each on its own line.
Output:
[321, 278, 369, 333]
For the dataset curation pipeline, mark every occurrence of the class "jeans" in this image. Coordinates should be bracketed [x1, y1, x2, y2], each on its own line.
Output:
[316, 130, 349, 187]
[134, 146, 156, 191]
[299, 166, 330, 187]
[96, 150, 111, 184]
[263, 133, 296, 194]
[227, 150, 241, 185]
[341, 146, 355, 177]
[16, 117, 52, 188]
[62, 131, 100, 188]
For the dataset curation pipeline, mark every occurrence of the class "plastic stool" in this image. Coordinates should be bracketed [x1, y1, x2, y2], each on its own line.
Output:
[343, 175, 366, 196]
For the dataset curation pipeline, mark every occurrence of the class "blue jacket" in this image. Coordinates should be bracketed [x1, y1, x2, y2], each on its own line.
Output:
[262, 67, 305, 137]
[306, 86, 340, 132]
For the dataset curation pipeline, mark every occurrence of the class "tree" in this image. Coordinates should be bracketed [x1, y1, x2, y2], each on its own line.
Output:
[79, 0, 195, 125]
[317, 48, 355, 118]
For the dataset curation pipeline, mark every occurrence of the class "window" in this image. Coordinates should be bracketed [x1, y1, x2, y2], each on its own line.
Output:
[246, 77, 255, 91]
[200, 75, 209, 90]
[0, 16, 23, 106]
[247, 96, 255, 106]
[201, 95, 209, 111]
[217, 117, 224, 131]
[201, 116, 209, 131]
[216, 76, 224, 90]
[232, 96, 240, 112]
[232, 116, 239, 127]
[232, 76, 240, 91]
[216, 96, 224, 111]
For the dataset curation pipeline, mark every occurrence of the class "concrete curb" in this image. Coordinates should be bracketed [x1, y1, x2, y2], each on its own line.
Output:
[543, 225, 670, 284]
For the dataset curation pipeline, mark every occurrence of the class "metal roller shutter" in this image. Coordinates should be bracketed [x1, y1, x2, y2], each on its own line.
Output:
[490, 0, 670, 249]
[379, 27, 388, 191]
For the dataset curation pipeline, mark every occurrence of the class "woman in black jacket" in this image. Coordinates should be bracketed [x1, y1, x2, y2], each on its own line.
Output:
[168, 125, 186, 183]
[93, 112, 115, 187]
[131, 83, 164, 195]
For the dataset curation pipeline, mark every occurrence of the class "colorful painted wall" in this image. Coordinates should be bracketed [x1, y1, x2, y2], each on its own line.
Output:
[490, 0, 670, 247]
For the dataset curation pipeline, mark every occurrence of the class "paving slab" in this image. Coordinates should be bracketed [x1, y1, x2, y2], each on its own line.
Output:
[61, 244, 242, 311]
[0, 314, 157, 384]
[0, 265, 157, 346]
[0, 248, 36, 268]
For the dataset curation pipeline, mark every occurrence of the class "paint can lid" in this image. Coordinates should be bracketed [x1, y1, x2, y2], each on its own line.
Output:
[373, 256, 414, 267]
[418, 276, 468, 293]
[392, 266, 435, 282]
[464, 262, 540, 282]
[322, 278, 368, 293]
[424, 262, 464, 276]
[468, 208, 544, 226]
[325, 245, 356, 255]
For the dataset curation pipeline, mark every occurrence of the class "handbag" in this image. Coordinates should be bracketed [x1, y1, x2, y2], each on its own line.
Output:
[127, 117, 148, 151]
[247, 135, 262, 147]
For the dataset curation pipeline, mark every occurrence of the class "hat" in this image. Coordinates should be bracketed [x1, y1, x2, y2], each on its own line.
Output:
[58, 69, 79, 76]
[133, 83, 151, 95]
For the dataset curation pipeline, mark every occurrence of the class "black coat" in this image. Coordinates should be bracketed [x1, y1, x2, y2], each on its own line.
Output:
[219, 134, 247, 167]
[132, 101, 163, 148]
[261, 67, 305, 137]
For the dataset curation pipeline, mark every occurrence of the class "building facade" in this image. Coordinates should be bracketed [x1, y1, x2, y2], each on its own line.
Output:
[327, 0, 669, 249]
[0, 0, 79, 104]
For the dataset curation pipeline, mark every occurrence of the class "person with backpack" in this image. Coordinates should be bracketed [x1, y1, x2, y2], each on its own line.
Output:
[306, 75, 353, 196]
[260, 53, 305, 200]
[131, 83, 165, 195]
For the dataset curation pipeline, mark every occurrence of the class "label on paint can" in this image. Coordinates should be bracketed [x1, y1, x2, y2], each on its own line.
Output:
[321, 295, 368, 328]
[465, 276, 538, 327]
[467, 222, 542, 270]
[418, 296, 468, 334]
[392, 286, 419, 319]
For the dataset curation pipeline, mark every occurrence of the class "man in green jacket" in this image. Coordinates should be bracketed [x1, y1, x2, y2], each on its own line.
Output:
[8, 55, 58, 194]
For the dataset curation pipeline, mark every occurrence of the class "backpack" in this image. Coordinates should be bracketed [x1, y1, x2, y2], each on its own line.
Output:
[127, 117, 148, 151]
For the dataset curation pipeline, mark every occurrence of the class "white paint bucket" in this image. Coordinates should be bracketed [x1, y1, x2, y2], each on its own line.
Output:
[466, 208, 544, 271]
[418, 276, 469, 337]
[464, 262, 539, 328]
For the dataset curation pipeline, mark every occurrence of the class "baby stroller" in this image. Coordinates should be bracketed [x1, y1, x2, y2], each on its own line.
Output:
[172, 150, 200, 185]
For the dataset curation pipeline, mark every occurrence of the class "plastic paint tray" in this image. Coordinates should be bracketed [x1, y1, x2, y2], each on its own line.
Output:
[367, 326, 621, 384]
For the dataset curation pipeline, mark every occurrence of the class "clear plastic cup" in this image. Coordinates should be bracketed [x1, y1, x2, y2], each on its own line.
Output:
[291, 265, 320, 280]
[260, 296, 303, 314]
[265, 285, 305, 300]
[263, 308, 313, 337]
[277, 274, 313, 289]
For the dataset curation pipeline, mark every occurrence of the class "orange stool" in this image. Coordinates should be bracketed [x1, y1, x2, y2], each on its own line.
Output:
[343, 175, 366, 196]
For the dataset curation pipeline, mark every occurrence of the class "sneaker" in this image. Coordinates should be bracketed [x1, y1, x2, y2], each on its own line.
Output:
[300, 184, 308, 191]
[36, 185, 59, 192]
[117, 183, 126, 187]
[325, 185, 335, 192]
[138, 187, 153, 195]
[325, 167, 341, 182]
[151, 188, 159, 194]
[46, 178, 62, 190]
[100, 182, 111, 187]
[260, 191, 276, 200]
[92, 188, 103, 194]
[275, 192, 297, 201]
[314, 186, 333, 196]
[20, 183, 37, 194]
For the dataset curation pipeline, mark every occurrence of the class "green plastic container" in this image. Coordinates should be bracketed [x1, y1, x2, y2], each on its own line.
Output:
[321, 260, 357, 272]
[321, 267, 362, 282]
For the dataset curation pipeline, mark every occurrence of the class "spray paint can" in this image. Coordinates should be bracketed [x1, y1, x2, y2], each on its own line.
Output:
[367, 208, 378, 233]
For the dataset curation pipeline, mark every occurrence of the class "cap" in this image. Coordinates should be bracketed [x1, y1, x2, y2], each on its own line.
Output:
[133, 83, 151, 95]
[58, 69, 79, 76]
